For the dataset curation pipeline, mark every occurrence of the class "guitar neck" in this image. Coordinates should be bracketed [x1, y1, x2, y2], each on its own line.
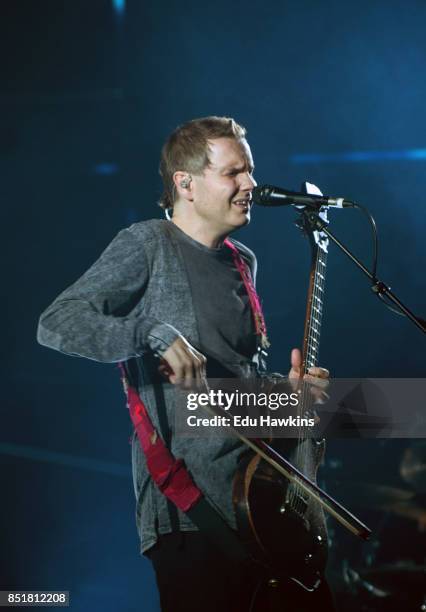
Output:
[303, 246, 327, 371]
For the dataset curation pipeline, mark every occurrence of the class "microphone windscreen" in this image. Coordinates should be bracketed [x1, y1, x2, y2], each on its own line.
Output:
[252, 185, 273, 205]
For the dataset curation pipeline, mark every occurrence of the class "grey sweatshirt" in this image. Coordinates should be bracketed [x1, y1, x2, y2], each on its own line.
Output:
[37, 219, 260, 553]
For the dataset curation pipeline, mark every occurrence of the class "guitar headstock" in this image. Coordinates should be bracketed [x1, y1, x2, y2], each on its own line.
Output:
[295, 181, 329, 254]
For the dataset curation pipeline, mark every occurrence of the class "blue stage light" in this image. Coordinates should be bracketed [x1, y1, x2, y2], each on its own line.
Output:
[0, 442, 131, 478]
[112, 0, 125, 16]
[408, 149, 426, 160]
[290, 148, 426, 164]
[93, 163, 119, 175]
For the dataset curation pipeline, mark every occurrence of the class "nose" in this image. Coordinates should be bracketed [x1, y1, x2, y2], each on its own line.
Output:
[240, 172, 257, 191]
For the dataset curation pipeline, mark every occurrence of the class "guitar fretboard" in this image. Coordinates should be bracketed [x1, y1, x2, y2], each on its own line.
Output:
[305, 246, 327, 370]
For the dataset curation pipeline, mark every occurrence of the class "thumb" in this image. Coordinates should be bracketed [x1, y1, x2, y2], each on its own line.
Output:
[289, 348, 303, 378]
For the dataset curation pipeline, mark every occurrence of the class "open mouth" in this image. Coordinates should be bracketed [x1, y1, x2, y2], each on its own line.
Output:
[232, 199, 251, 212]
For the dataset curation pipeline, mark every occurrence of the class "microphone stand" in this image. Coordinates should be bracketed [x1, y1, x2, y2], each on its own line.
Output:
[300, 208, 426, 335]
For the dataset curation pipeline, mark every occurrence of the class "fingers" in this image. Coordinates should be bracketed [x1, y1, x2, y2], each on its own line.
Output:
[193, 352, 207, 385]
[158, 360, 173, 378]
[287, 348, 330, 402]
[304, 367, 330, 403]
[303, 374, 329, 389]
[307, 366, 329, 379]
[159, 336, 207, 388]
[288, 350, 329, 379]
[305, 367, 329, 405]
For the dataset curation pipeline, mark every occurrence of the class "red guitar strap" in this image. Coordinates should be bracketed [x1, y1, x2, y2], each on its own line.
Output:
[119, 364, 202, 512]
[224, 238, 269, 349]
[120, 238, 268, 512]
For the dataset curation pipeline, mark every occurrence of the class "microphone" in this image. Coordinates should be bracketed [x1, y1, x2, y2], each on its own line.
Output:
[253, 185, 355, 208]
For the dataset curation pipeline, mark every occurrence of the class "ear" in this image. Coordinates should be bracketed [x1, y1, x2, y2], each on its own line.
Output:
[173, 171, 193, 201]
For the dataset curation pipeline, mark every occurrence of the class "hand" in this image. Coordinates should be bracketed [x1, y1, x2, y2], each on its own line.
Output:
[288, 348, 329, 403]
[159, 335, 207, 388]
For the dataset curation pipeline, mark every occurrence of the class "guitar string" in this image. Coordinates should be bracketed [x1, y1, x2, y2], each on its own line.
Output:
[309, 247, 327, 497]
[292, 247, 319, 513]
[292, 245, 326, 515]
[302, 247, 323, 510]
[292, 248, 315, 511]
[299, 248, 325, 513]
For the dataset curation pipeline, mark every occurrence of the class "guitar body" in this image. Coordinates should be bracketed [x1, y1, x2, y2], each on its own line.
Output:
[233, 438, 328, 591]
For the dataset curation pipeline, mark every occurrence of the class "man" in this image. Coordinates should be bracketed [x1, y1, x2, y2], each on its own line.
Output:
[37, 116, 333, 611]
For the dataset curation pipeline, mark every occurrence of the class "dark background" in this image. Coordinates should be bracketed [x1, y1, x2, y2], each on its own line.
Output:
[1, 1, 425, 610]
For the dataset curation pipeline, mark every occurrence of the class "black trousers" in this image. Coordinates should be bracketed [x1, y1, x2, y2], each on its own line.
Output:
[146, 532, 336, 612]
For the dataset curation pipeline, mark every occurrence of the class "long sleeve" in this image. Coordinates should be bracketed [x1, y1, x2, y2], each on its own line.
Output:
[37, 226, 181, 362]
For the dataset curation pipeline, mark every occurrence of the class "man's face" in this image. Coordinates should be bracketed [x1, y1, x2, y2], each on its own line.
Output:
[190, 137, 256, 235]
